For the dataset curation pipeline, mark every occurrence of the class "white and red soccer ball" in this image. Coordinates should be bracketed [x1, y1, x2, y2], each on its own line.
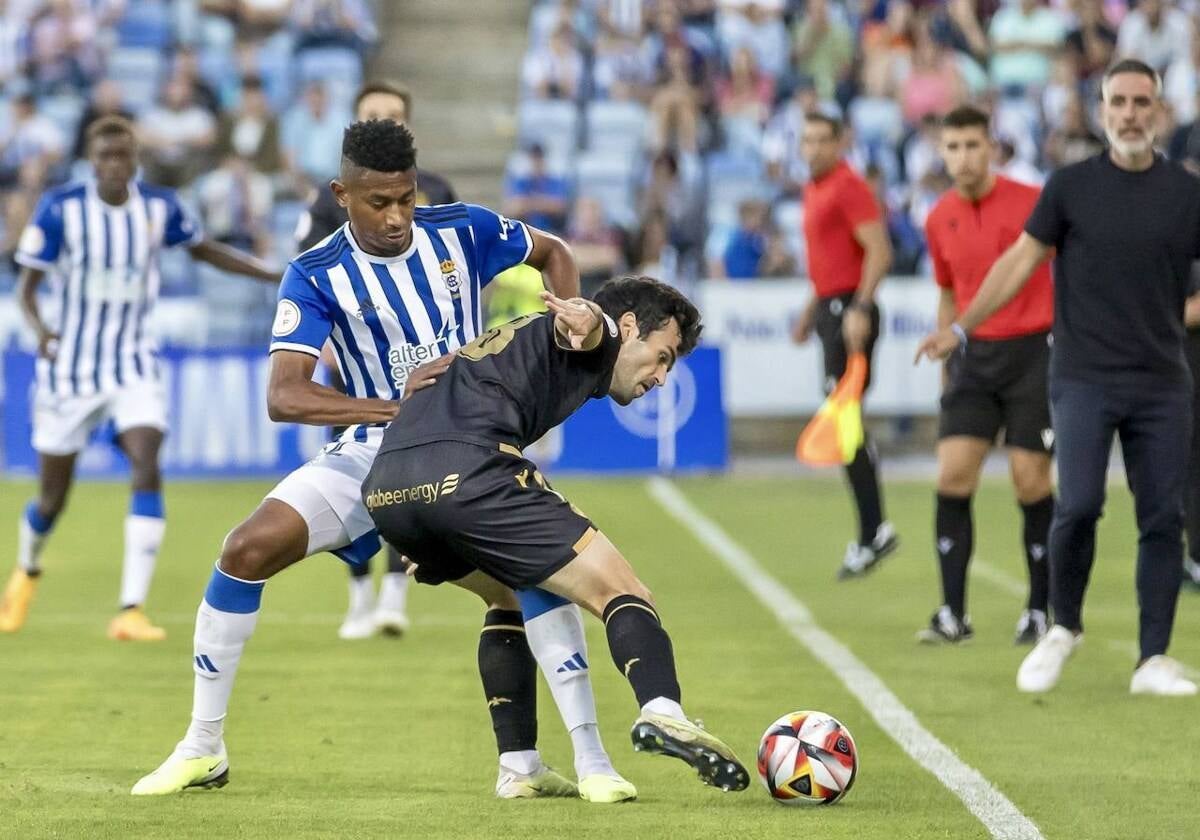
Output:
[757, 710, 858, 805]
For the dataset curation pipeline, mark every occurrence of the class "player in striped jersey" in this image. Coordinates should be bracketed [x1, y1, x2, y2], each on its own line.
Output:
[132, 120, 635, 803]
[0, 116, 278, 640]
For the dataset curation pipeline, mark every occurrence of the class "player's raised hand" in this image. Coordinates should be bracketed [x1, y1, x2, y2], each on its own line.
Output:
[914, 327, 961, 364]
[402, 353, 455, 400]
[541, 291, 601, 350]
[37, 329, 60, 360]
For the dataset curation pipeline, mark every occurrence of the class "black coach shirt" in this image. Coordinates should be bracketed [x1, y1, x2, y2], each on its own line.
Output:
[1024, 152, 1200, 386]
[379, 312, 621, 455]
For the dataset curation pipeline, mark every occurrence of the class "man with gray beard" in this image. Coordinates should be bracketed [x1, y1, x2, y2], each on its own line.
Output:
[916, 59, 1200, 696]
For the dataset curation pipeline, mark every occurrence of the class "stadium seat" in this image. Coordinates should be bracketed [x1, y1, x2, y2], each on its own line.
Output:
[296, 46, 363, 113]
[517, 98, 579, 161]
[116, 1, 173, 49]
[38, 94, 86, 143]
[849, 97, 904, 147]
[573, 150, 636, 228]
[107, 47, 167, 112]
[584, 100, 647, 157]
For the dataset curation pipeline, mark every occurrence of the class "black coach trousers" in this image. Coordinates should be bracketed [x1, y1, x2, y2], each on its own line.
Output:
[1048, 377, 1192, 661]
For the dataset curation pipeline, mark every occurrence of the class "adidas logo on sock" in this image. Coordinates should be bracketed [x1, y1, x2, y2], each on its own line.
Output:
[194, 654, 219, 674]
[937, 537, 954, 555]
[555, 652, 588, 673]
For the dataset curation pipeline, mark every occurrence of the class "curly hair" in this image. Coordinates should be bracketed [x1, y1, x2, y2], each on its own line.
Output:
[592, 276, 703, 356]
[341, 119, 418, 173]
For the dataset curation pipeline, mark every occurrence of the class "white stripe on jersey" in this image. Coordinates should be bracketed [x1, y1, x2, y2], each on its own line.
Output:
[326, 263, 393, 398]
[438, 230, 480, 345]
[413, 234, 461, 350]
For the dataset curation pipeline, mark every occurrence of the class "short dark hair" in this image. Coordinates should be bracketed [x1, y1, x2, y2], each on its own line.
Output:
[804, 112, 842, 138]
[353, 79, 413, 119]
[341, 119, 418, 173]
[941, 105, 991, 133]
[593, 276, 703, 356]
[86, 115, 136, 147]
[1103, 58, 1162, 98]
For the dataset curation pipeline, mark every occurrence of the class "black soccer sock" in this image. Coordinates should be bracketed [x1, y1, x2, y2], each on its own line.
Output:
[603, 595, 681, 708]
[478, 609, 537, 754]
[1020, 495, 1054, 613]
[845, 439, 884, 545]
[385, 545, 408, 575]
[935, 493, 973, 619]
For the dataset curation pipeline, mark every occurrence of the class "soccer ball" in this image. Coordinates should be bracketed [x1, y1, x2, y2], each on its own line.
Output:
[757, 710, 858, 805]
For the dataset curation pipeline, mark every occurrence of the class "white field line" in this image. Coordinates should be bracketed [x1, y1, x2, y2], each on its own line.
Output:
[648, 477, 1044, 840]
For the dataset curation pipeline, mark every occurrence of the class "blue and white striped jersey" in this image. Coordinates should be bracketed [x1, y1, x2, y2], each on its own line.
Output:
[15, 179, 203, 397]
[270, 202, 534, 443]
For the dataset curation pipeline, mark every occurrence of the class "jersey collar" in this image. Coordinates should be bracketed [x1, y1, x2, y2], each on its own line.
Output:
[343, 221, 420, 264]
[85, 177, 141, 209]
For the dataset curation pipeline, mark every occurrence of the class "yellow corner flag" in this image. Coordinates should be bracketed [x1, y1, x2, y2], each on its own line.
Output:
[795, 352, 867, 466]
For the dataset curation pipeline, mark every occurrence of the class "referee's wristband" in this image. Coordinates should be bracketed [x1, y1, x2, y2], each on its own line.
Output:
[950, 323, 968, 350]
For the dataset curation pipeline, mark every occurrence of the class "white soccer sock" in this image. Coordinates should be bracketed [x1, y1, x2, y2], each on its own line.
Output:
[17, 516, 48, 574]
[120, 514, 166, 607]
[376, 572, 409, 614]
[181, 596, 260, 757]
[499, 749, 542, 776]
[524, 602, 616, 778]
[347, 575, 374, 615]
[641, 697, 687, 722]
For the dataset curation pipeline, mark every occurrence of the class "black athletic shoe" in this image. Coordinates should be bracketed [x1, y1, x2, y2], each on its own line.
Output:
[837, 521, 899, 580]
[630, 714, 750, 792]
[916, 606, 974, 644]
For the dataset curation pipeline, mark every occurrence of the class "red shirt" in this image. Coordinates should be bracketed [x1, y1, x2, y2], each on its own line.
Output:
[924, 175, 1053, 340]
[802, 160, 882, 298]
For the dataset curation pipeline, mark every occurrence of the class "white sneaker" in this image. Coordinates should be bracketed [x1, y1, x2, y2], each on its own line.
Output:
[495, 763, 578, 798]
[1016, 625, 1080, 693]
[372, 607, 410, 637]
[1130, 655, 1198, 696]
[339, 577, 376, 640]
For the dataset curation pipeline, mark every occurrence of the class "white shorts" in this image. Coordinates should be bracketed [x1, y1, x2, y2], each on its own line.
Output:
[32, 378, 168, 456]
[265, 437, 382, 566]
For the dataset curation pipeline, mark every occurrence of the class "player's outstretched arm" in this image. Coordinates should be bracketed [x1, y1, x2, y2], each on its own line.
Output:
[188, 239, 281, 283]
[267, 350, 400, 425]
[542, 292, 603, 351]
[524, 226, 581, 299]
[915, 232, 1050, 363]
[16, 266, 58, 359]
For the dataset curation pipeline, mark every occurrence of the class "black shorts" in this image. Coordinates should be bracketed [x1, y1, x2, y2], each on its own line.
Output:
[363, 441, 596, 590]
[939, 331, 1052, 453]
[815, 293, 881, 395]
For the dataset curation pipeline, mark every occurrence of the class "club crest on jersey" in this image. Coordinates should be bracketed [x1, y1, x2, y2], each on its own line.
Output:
[440, 259, 462, 299]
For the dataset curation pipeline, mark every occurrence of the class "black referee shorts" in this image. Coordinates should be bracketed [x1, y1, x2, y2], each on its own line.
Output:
[363, 441, 596, 590]
[939, 330, 1052, 453]
[815, 293, 881, 394]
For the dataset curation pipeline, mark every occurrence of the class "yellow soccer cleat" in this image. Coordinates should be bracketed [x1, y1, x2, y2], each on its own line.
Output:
[578, 773, 638, 803]
[631, 713, 750, 792]
[0, 567, 39, 633]
[495, 764, 578, 799]
[131, 748, 229, 795]
[107, 607, 167, 641]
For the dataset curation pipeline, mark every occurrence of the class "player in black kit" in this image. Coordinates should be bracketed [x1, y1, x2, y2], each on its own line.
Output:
[363, 276, 751, 793]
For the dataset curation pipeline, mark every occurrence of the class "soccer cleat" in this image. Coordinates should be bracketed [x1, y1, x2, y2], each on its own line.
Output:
[630, 713, 750, 792]
[578, 773, 638, 803]
[1130, 655, 1199, 696]
[372, 607, 410, 638]
[495, 763, 578, 799]
[1016, 625, 1080, 693]
[107, 607, 167, 641]
[837, 521, 899, 579]
[1183, 557, 1200, 589]
[0, 567, 39, 633]
[1013, 609, 1048, 646]
[916, 605, 974, 644]
[131, 746, 229, 795]
[338, 609, 377, 640]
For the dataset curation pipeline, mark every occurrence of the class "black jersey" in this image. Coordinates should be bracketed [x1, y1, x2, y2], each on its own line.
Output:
[378, 312, 621, 455]
[294, 169, 459, 252]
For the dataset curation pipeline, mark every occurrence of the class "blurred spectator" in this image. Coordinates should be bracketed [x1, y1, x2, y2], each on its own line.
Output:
[632, 209, 677, 284]
[523, 20, 584, 100]
[592, 29, 652, 100]
[281, 81, 350, 191]
[791, 0, 854, 102]
[138, 77, 218, 188]
[196, 154, 274, 256]
[1116, 0, 1191, 76]
[987, 0, 1065, 94]
[72, 79, 134, 161]
[763, 79, 825, 196]
[995, 135, 1044, 186]
[1165, 22, 1200, 126]
[1168, 87, 1200, 172]
[716, 46, 774, 125]
[639, 149, 705, 282]
[715, 0, 789, 80]
[1043, 95, 1105, 169]
[642, 0, 710, 85]
[1041, 55, 1079, 132]
[216, 76, 283, 175]
[901, 16, 965, 125]
[26, 0, 101, 94]
[650, 42, 706, 152]
[718, 199, 769, 279]
[902, 114, 943, 187]
[0, 92, 66, 255]
[291, 0, 379, 55]
[0, 0, 26, 87]
[173, 47, 223, 115]
[504, 144, 571, 234]
[860, 1, 914, 105]
[1065, 0, 1117, 84]
[567, 196, 625, 294]
[937, 0, 991, 66]
[235, 0, 292, 38]
[866, 163, 928, 275]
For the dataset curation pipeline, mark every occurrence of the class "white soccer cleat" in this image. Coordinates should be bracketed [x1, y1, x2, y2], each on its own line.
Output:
[1130, 655, 1199, 696]
[131, 745, 229, 795]
[339, 579, 376, 640]
[338, 609, 376, 640]
[372, 607, 410, 637]
[495, 762, 578, 799]
[1016, 625, 1080, 693]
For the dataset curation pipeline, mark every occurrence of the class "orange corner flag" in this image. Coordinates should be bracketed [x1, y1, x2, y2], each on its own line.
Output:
[795, 352, 867, 466]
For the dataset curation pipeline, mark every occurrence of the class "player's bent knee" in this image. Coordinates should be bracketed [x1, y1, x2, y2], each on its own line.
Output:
[219, 526, 286, 580]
